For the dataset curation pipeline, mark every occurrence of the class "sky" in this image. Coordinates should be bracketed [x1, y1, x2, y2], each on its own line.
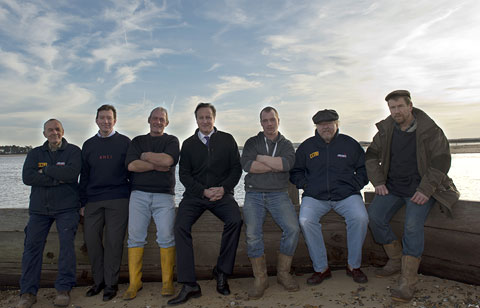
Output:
[1, 0, 479, 147]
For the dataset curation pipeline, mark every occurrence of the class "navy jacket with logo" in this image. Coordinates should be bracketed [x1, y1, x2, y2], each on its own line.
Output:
[22, 138, 82, 215]
[290, 130, 368, 201]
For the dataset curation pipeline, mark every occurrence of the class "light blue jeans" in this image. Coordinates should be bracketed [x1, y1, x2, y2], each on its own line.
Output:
[243, 191, 300, 258]
[127, 190, 175, 248]
[299, 195, 368, 272]
[367, 194, 435, 258]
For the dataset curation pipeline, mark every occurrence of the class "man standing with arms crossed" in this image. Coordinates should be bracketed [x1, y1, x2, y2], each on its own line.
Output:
[18, 119, 81, 308]
[80, 104, 130, 301]
[366, 90, 459, 302]
[240, 106, 300, 299]
[123, 107, 179, 300]
[168, 102, 243, 306]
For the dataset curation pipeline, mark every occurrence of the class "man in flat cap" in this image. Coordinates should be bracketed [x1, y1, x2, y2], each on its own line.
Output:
[366, 90, 459, 302]
[290, 109, 369, 285]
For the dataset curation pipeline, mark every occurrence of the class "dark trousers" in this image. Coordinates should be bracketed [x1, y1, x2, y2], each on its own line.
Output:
[84, 198, 129, 287]
[174, 194, 243, 283]
[20, 210, 80, 295]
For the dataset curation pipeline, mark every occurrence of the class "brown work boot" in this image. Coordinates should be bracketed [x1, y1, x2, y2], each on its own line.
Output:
[16, 293, 36, 308]
[375, 240, 402, 277]
[53, 290, 70, 307]
[391, 255, 421, 302]
[306, 268, 332, 285]
[276, 253, 299, 292]
[248, 255, 269, 299]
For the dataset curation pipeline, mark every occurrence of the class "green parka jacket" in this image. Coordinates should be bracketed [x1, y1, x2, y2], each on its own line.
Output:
[365, 107, 459, 216]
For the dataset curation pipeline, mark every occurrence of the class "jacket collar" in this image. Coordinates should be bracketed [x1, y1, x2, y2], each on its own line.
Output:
[41, 138, 68, 152]
[376, 107, 436, 135]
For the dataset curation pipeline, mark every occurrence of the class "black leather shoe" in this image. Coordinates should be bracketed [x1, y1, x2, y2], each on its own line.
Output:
[167, 284, 202, 306]
[102, 285, 118, 301]
[86, 282, 105, 297]
[212, 266, 230, 295]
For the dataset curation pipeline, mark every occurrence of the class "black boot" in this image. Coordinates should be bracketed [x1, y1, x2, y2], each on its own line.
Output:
[213, 266, 230, 295]
[85, 282, 105, 297]
[167, 283, 202, 306]
[103, 285, 118, 301]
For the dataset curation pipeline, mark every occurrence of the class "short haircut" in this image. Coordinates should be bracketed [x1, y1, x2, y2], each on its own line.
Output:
[148, 107, 169, 124]
[96, 104, 117, 120]
[43, 118, 63, 131]
[260, 106, 279, 121]
[194, 102, 216, 118]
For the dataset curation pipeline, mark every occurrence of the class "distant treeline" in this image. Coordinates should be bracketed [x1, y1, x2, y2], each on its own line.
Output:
[0, 145, 32, 155]
[2, 138, 480, 154]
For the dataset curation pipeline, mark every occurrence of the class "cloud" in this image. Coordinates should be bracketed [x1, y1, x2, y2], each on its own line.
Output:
[107, 61, 155, 98]
[206, 63, 222, 72]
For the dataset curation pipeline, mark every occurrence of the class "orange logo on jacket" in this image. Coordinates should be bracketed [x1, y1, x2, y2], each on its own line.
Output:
[309, 151, 319, 159]
[38, 162, 47, 168]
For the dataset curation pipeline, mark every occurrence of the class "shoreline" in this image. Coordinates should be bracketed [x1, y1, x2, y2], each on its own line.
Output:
[1, 268, 479, 308]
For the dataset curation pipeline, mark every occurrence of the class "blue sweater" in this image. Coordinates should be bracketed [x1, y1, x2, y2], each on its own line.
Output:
[290, 130, 368, 201]
[79, 132, 131, 206]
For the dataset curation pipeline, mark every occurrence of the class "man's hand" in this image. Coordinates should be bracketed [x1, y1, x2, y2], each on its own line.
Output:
[203, 187, 225, 201]
[374, 184, 389, 196]
[79, 207, 85, 216]
[411, 191, 429, 205]
[140, 152, 152, 161]
[154, 165, 170, 172]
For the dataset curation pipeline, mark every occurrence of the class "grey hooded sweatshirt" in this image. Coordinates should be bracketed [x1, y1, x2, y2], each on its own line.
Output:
[241, 132, 295, 192]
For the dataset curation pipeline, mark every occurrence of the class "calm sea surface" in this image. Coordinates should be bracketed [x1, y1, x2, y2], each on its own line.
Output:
[1, 153, 479, 209]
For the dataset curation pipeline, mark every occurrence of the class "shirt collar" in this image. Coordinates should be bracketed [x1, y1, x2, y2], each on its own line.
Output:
[97, 130, 116, 138]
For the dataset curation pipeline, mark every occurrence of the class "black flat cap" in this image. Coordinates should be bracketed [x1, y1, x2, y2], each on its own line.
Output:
[312, 109, 339, 124]
[385, 90, 411, 102]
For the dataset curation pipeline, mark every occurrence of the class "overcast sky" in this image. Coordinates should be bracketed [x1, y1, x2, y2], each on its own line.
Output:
[1, 0, 479, 147]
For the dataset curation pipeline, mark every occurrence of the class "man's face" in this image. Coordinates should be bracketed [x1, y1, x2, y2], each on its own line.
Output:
[96, 110, 116, 136]
[43, 120, 64, 146]
[387, 97, 413, 126]
[260, 110, 279, 138]
[316, 121, 337, 143]
[149, 109, 168, 136]
[196, 107, 215, 135]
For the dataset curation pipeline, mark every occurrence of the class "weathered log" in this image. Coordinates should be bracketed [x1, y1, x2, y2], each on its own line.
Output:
[0, 191, 478, 289]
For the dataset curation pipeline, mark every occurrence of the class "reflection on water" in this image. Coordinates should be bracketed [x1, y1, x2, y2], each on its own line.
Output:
[1, 153, 479, 209]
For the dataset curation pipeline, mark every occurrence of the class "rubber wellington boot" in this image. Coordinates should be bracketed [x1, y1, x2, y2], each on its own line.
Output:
[123, 247, 144, 300]
[160, 246, 176, 296]
[276, 253, 299, 292]
[248, 255, 269, 299]
[375, 240, 402, 277]
[391, 255, 421, 302]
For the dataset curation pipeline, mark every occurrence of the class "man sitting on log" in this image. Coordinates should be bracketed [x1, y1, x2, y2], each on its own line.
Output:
[168, 102, 243, 306]
[18, 119, 82, 308]
[240, 106, 300, 299]
[123, 107, 180, 300]
[366, 90, 459, 302]
[290, 109, 369, 285]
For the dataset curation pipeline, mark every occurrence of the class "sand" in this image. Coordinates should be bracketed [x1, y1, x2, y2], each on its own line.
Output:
[1, 267, 479, 308]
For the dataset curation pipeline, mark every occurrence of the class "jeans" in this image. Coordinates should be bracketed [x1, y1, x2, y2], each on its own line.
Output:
[368, 194, 435, 258]
[299, 195, 368, 272]
[20, 210, 79, 295]
[243, 191, 300, 258]
[127, 190, 175, 248]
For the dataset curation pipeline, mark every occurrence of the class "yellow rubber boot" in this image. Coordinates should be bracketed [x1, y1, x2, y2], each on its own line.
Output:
[123, 247, 144, 300]
[160, 246, 176, 296]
